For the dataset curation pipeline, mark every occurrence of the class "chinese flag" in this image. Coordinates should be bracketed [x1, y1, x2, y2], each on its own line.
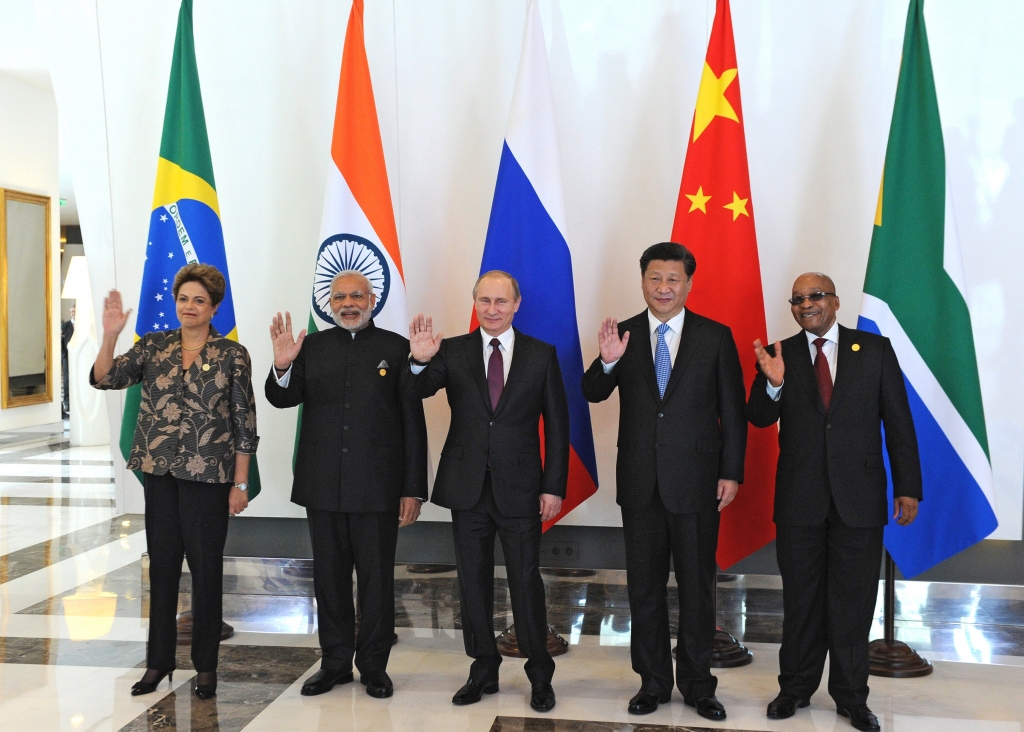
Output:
[671, 0, 777, 569]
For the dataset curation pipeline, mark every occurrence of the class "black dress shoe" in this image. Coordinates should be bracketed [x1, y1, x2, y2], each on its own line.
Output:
[838, 704, 881, 731]
[301, 668, 354, 696]
[194, 671, 217, 699]
[130, 668, 174, 696]
[360, 671, 394, 698]
[685, 695, 727, 721]
[627, 690, 671, 714]
[530, 682, 556, 712]
[767, 692, 809, 719]
[452, 678, 499, 705]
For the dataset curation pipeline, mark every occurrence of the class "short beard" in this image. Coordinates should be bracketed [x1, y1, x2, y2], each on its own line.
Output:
[332, 308, 371, 332]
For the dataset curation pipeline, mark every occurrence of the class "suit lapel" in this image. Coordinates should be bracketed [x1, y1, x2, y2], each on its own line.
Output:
[623, 311, 660, 403]
[828, 326, 862, 414]
[787, 332, 826, 415]
[464, 330, 493, 412]
[660, 309, 701, 405]
[492, 329, 529, 417]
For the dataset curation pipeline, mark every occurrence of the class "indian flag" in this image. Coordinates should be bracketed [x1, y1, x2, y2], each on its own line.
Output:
[123, 0, 261, 498]
[304, 0, 407, 340]
[858, 0, 996, 577]
[292, 0, 408, 458]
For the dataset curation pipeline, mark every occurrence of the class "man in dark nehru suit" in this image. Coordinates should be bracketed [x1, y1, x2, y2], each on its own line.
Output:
[582, 242, 746, 721]
[747, 272, 921, 732]
[266, 270, 427, 699]
[407, 270, 569, 713]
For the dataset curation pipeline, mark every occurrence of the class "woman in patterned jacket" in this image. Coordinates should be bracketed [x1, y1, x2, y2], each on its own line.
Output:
[92, 263, 258, 700]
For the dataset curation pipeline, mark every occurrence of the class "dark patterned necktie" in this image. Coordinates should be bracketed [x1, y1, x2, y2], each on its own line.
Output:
[813, 337, 833, 410]
[488, 338, 504, 411]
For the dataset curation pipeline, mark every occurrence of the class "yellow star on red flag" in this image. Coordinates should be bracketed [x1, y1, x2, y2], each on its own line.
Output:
[723, 191, 749, 221]
[685, 186, 712, 213]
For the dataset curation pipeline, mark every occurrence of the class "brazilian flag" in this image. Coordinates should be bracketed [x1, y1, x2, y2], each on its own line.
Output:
[121, 0, 261, 498]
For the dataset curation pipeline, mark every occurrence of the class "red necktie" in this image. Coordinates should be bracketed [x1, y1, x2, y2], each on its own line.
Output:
[813, 337, 833, 410]
[487, 338, 504, 412]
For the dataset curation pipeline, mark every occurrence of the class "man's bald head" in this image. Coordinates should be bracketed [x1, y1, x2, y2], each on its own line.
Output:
[789, 272, 839, 337]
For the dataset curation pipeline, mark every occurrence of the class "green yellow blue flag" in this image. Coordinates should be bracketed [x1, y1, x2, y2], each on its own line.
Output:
[858, 0, 994, 576]
[121, 0, 261, 497]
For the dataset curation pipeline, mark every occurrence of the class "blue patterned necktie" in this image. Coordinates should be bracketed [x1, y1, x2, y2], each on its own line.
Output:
[654, 323, 671, 398]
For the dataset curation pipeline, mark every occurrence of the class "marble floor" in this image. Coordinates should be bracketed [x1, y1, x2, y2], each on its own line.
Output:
[1, 424, 1022, 731]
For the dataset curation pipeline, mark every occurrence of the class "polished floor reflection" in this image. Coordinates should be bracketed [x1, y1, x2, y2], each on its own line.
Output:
[1, 424, 1022, 731]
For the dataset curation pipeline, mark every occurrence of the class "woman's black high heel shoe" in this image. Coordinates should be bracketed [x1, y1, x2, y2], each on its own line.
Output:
[131, 668, 174, 696]
[195, 671, 217, 699]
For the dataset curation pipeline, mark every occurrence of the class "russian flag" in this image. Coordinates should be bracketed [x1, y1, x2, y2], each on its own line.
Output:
[472, 0, 598, 530]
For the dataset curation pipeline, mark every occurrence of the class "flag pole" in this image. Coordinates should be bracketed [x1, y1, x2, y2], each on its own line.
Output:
[867, 550, 932, 677]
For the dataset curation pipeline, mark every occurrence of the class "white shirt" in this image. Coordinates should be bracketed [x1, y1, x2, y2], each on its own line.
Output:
[602, 308, 686, 373]
[766, 320, 839, 400]
[408, 327, 515, 383]
[273, 329, 359, 387]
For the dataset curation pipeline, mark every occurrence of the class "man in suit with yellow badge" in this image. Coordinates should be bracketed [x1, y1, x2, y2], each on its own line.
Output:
[266, 270, 428, 699]
[746, 272, 921, 731]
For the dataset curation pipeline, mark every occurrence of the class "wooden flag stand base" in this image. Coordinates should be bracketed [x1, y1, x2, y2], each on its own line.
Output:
[711, 629, 754, 667]
[176, 611, 234, 645]
[496, 624, 569, 658]
[868, 551, 932, 678]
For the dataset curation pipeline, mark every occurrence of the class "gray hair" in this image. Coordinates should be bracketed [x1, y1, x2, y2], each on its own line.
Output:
[472, 270, 521, 300]
[331, 269, 373, 294]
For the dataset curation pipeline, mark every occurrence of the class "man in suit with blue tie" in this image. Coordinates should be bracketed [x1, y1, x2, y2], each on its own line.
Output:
[582, 242, 747, 720]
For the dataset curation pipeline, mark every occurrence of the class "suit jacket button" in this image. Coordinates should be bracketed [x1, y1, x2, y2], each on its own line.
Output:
[342, 448, 349, 453]
[489, 421, 494, 426]
[826, 424, 832, 429]
[658, 412, 664, 418]
[343, 425, 349, 430]
[344, 403, 350, 408]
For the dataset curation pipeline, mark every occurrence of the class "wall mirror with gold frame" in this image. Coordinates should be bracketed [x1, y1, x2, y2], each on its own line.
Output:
[0, 189, 52, 408]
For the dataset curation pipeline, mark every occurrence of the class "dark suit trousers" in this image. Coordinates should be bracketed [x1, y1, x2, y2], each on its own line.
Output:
[306, 507, 398, 674]
[775, 500, 884, 708]
[143, 473, 231, 672]
[451, 473, 554, 684]
[621, 488, 719, 700]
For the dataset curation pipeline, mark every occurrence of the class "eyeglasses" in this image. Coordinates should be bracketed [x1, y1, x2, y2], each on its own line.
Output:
[788, 292, 835, 306]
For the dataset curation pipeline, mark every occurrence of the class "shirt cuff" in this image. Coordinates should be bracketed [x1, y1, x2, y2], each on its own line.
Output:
[410, 363, 427, 375]
[766, 380, 783, 401]
[273, 365, 292, 387]
[601, 359, 619, 374]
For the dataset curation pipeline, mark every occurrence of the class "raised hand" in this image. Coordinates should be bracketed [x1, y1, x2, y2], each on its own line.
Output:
[409, 313, 443, 363]
[101, 290, 132, 339]
[269, 311, 306, 369]
[598, 317, 630, 364]
[753, 338, 784, 388]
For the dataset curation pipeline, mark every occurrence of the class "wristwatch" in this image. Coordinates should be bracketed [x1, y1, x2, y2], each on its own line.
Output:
[233, 482, 249, 492]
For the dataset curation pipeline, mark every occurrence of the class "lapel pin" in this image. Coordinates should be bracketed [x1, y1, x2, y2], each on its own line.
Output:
[202, 363, 210, 371]
[379, 369, 387, 376]
[377, 360, 388, 376]
[852, 343, 860, 352]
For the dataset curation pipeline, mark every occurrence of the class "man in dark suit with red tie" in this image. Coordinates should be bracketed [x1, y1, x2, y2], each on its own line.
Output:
[746, 272, 922, 731]
[407, 270, 569, 713]
[582, 242, 747, 721]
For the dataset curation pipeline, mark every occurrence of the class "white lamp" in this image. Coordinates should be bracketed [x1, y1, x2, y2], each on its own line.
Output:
[61, 256, 109, 446]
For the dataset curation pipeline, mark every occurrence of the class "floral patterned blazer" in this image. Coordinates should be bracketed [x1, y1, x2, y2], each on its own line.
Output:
[91, 327, 259, 483]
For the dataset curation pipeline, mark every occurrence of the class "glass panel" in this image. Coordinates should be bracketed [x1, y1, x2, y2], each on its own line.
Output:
[5, 199, 48, 399]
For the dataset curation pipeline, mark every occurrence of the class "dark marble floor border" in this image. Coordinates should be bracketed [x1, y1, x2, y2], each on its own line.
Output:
[116, 645, 321, 732]
[0, 513, 144, 584]
[490, 718, 763, 732]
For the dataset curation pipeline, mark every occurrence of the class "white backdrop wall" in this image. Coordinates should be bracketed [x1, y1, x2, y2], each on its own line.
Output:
[0, 72, 61, 430]
[37, 0, 1024, 540]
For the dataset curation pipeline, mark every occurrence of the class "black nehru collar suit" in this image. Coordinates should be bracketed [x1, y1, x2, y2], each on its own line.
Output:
[265, 320, 427, 677]
[747, 324, 922, 711]
[582, 308, 747, 703]
[410, 327, 569, 685]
